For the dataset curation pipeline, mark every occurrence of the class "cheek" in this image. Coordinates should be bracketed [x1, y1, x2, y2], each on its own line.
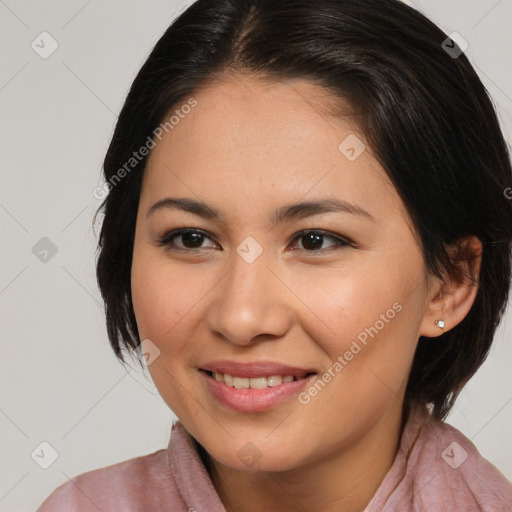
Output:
[290, 262, 412, 349]
[131, 247, 205, 341]
[293, 259, 425, 393]
[130, 249, 205, 412]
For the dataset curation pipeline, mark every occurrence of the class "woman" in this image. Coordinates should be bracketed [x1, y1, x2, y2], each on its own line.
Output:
[37, 0, 512, 510]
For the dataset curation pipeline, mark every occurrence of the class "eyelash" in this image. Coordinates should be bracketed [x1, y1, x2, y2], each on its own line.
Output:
[156, 228, 352, 254]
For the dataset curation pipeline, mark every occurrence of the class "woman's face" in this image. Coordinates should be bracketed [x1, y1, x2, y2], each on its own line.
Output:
[131, 75, 436, 472]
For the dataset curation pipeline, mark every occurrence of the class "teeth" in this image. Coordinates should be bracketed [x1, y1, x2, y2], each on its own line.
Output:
[267, 375, 282, 387]
[233, 377, 249, 389]
[247, 376, 267, 389]
[210, 371, 307, 388]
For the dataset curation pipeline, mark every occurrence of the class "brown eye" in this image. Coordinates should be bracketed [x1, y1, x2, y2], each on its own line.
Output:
[157, 229, 217, 250]
[290, 230, 351, 252]
[157, 228, 351, 253]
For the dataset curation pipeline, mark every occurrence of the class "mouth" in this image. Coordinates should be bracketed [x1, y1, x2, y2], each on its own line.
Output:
[200, 369, 317, 389]
[199, 368, 318, 412]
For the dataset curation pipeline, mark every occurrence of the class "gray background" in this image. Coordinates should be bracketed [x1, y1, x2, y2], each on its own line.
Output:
[0, 1, 511, 511]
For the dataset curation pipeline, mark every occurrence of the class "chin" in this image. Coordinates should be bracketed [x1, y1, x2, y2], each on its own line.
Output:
[209, 446, 302, 473]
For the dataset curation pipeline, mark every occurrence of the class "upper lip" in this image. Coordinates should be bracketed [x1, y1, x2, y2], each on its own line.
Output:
[200, 360, 317, 378]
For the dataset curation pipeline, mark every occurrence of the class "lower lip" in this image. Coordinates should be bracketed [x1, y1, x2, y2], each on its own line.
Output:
[200, 370, 317, 413]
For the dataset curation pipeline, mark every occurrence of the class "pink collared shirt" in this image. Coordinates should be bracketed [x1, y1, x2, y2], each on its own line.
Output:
[37, 406, 512, 511]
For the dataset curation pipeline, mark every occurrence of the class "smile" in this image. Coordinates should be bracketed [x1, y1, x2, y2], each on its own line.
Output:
[199, 369, 317, 412]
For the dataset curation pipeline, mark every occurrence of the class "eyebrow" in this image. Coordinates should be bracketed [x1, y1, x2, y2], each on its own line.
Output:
[146, 196, 374, 225]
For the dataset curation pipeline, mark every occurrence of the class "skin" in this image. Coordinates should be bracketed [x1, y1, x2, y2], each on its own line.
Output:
[131, 74, 481, 512]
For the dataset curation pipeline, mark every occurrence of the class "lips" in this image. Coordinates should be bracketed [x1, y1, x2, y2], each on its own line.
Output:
[200, 368, 317, 412]
[200, 360, 317, 379]
[198, 359, 318, 412]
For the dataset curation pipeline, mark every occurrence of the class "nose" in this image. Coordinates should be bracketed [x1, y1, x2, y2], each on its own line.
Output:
[204, 244, 294, 346]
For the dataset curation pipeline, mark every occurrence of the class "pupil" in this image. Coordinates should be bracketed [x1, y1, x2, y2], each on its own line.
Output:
[183, 232, 203, 248]
[179, 232, 326, 250]
[303, 233, 322, 250]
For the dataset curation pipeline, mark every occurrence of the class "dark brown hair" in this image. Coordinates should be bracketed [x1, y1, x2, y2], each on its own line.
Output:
[94, 0, 512, 420]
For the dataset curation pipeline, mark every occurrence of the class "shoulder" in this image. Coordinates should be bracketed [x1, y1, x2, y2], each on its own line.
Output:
[409, 410, 512, 510]
[36, 448, 173, 512]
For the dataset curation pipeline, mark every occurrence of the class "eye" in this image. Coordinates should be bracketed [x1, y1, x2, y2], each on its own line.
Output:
[157, 228, 218, 251]
[156, 228, 351, 253]
[289, 229, 351, 252]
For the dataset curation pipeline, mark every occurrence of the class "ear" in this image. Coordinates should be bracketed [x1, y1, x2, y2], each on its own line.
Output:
[419, 235, 482, 338]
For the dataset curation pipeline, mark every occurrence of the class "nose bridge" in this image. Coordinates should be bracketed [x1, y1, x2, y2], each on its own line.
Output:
[205, 239, 292, 345]
[230, 239, 272, 301]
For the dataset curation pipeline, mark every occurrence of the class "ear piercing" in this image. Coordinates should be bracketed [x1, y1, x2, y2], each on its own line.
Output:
[435, 319, 445, 329]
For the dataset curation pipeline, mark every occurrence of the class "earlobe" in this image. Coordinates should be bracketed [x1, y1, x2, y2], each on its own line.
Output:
[419, 235, 482, 338]
[419, 285, 448, 338]
[434, 319, 445, 329]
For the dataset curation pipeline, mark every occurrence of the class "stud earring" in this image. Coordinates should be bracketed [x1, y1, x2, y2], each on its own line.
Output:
[435, 319, 445, 329]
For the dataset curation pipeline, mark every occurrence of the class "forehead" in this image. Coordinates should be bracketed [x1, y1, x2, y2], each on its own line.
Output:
[179, 74, 359, 151]
[142, 74, 405, 225]
[194, 73, 354, 118]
